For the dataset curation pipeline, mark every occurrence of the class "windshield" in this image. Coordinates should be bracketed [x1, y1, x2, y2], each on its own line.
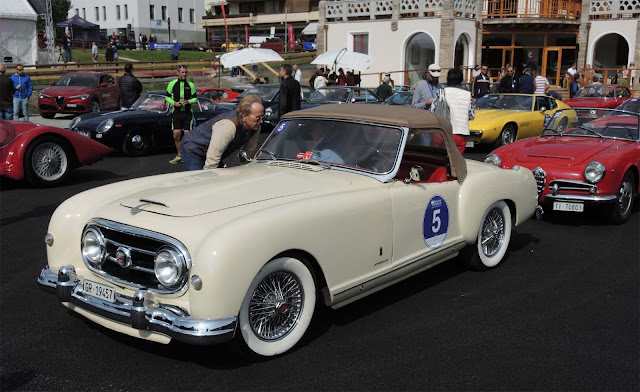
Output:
[385, 92, 413, 105]
[575, 86, 614, 98]
[607, 99, 640, 115]
[308, 87, 351, 103]
[257, 119, 404, 174]
[238, 85, 280, 101]
[554, 108, 640, 141]
[132, 94, 169, 112]
[476, 94, 533, 111]
[56, 75, 97, 87]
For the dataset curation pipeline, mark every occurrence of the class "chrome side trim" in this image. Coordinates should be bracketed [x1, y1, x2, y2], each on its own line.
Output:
[331, 240, 465, 309]
[37, 266, 236, 345]
[545, 194, 617, 202]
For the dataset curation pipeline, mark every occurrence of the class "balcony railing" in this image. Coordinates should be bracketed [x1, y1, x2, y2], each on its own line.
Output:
[589, 0, 640, 19]
[483, 0, 582, 19]
[325, 0, 478, 20]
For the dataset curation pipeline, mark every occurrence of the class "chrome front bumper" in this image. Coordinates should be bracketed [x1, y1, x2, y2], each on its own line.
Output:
[38, 265, 237, 345]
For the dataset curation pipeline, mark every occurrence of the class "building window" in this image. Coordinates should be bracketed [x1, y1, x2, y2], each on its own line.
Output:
[150, 5, 155, 20]
[178, 7, 183, 22]
[82, 8, 86, 19]
[124, 5, 128, 19]
[190, 8, 195, 23]
[102, 6, 106, 20]
[353, 33, 369, 55]
[116, 5, 121, 20]
[405, 32, 436, 86]
[162, 6, 167, 20]
[75, 8, 79, 15]
[95, 6, 99, 21]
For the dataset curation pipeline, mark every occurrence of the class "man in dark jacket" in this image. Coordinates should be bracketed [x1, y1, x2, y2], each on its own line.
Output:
[0, 64, 15, 119]
[118, 63, 142, 108]
[498, 66, 518, 93]
[518, 68, 535, 94]
[472, 64, 491, 100]
[375, 75, 393, 100]
[180, 95, 263, 170]
[279, 64, 301, 117]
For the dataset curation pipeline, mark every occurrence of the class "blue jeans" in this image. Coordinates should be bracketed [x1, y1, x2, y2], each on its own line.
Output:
[65, 48, 72, 63]
[13, 98, 28, 121]
[180, 146, 205, 171]
[0, 108, 13, 120]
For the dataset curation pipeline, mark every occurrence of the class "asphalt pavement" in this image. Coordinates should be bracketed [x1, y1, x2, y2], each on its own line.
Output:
[0, 143, 638, 391]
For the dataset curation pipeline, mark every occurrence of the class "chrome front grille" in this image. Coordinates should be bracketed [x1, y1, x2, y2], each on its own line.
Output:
[532, 167, 546, 200]
[82, 219, 190, 294]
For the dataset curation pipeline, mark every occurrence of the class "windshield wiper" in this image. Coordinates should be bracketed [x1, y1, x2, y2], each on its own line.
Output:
[256, 148, 277, 160]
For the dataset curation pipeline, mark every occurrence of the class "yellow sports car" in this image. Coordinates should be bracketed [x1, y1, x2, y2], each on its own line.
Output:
[469, 94, 576, 148]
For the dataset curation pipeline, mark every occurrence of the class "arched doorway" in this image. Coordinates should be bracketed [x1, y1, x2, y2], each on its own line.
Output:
[593, 33, 629, 69]
[405, 32, 436, 86]
[454, 33, 471, 69]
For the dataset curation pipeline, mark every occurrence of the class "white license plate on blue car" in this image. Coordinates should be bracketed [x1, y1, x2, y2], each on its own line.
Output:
[83, 280, 116, 303]
[553, 201, 584, 212]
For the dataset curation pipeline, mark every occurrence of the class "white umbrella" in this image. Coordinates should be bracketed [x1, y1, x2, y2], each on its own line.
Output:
[219, 47, 284, 68]
[311, 49, 375, 72]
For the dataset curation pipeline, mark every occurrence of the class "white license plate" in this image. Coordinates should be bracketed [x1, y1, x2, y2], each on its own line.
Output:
[66, 103, 77, 107]
[553, 201, 584, 212]
[96, 133, 102, 138]
[83, 280, 116, 303]
[465, 141, 474, 147]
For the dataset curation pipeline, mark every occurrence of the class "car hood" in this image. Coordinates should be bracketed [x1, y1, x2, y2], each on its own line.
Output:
[564, 98, 614, 108]
[515, 136, 613, 165]
[42, 86, 93, 96]
[119, 163, 353, 217]
[76, 109, 158, 126]
[472, 110, 523, 126]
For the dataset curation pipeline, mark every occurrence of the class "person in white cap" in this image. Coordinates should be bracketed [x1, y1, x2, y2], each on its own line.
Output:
[411, 64, 442, 110]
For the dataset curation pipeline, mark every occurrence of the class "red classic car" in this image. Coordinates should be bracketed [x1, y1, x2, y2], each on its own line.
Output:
[564, 84, 633, 121]
[484, 105, 639, 224]
[0, 120, 110, 187]
[195, 87, 240, 102]
[38, 72, 120, 119]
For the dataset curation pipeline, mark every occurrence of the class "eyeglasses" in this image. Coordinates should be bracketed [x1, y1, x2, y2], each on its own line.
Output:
[16, 68, 23, 72]
[481, 68, 488, 71]
[248, 114, 264, 122]
[508, 70, 514, 73]
[430, 69, 441, 73]
[177, 64, 187, 70]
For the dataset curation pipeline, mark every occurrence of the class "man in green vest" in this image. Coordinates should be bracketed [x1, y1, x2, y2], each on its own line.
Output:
[166, 65, 198, 164]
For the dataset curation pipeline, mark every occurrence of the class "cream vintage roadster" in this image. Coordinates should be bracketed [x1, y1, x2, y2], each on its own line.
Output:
[38, 105, 537, 358]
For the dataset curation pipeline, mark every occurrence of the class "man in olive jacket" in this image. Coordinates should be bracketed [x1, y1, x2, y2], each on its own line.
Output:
[0, 64, 15, 119]
[118, 63, 142, 109]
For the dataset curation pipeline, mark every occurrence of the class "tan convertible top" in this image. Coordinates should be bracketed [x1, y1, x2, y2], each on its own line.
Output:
[282, 104, 467, 181]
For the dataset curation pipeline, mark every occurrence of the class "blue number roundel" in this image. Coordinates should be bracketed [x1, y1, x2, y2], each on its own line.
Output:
[423, 195, 449, 249]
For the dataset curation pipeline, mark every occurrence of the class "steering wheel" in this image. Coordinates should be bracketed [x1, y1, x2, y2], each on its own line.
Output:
[353, 146, 393, 173]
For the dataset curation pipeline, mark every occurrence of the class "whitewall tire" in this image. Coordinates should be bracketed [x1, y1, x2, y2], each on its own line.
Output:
[237, 256, 316, 357]
[464, 200, 512, 270]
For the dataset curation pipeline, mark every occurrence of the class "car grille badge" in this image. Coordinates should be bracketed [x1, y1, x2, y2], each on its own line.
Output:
[115, 247, 132, 268]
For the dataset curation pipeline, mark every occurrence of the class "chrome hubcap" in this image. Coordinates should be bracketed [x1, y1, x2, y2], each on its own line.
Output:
[91, 102, 100, 112]
[503, 129, 513, 145]
[249, 271, 303, 341]
[131, 135, 144, 149]
[32, 142, 67, 181]
[618, 179, 633, 216]
[481, 208, 505, 258]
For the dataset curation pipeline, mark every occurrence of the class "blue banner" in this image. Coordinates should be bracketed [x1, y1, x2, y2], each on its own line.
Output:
[149, 42, 180, 51]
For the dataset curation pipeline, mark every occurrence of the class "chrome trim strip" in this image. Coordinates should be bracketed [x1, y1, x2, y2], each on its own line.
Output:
[83, 218, 191, 296]
[139, 199, 169, 208]
[37, 266, 236, 345]
[545, 194, 617, 202]
[527, 154, 574, 160]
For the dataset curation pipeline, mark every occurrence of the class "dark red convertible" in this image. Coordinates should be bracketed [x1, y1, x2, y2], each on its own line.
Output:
[0, 120, 110, 187]
[38, 72, 120, 119]
[484, 103, 639, 224]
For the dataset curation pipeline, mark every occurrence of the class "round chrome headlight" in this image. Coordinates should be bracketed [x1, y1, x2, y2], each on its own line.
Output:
[154, 247, 185, 288]
[584, 161, 605, 183]
[82, 228, 106, 267]
[97, 119, 114, 133]
[484, 153, 502, 167]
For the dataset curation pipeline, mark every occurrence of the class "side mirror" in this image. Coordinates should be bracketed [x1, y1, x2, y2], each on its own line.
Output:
[50, 81, 55, 85]
[100, 82, 108, 87]
[238, 150, 252, 164]
[540, 106, 547, 112]
[404, 165, 425, 184]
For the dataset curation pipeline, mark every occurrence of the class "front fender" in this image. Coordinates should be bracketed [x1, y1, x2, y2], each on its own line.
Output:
[458, 162, 537, 244]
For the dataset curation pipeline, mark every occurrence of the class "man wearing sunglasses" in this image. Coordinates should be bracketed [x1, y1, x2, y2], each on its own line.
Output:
[498, 66, 518, 93]
[472, 64, 491, 100]
[166, 65, 198, 164]
[180, 95, 264, 171]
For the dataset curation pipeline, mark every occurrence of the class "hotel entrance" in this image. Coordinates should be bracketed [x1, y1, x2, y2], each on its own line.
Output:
[542, 47, 576, 87]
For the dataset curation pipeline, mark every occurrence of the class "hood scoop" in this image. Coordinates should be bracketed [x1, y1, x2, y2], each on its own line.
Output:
[525, 153, 574, 160]
[130, 199, 169, 215]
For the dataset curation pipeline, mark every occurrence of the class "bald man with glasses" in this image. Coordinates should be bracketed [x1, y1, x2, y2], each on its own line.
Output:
[498, 66, 519, 93]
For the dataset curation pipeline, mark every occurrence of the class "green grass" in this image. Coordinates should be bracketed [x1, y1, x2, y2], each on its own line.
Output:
[71, 49, 218, 65]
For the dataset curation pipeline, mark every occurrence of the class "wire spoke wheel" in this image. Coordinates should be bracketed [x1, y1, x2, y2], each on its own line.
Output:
[31, 142, 68, 182]
[617, 178, 633, 217]
[249, 271, 303, 341]
[480, 207, 505, 258]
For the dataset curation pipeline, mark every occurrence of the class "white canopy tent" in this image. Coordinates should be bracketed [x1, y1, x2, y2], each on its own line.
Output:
[0, 0, 38, 65]
[301, 22, 318, 36]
